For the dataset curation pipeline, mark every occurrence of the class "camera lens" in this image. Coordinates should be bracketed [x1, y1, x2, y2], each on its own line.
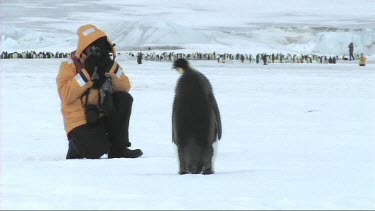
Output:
[88, 46, 101, 56]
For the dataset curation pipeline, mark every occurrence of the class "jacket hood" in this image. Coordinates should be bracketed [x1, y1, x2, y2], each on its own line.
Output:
[75, 24, 111, 58]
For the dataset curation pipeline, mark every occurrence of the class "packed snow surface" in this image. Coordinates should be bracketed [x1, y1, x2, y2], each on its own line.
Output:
[1, 58, 374, 209]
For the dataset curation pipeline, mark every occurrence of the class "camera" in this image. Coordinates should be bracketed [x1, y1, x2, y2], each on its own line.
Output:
[85, 104, 100, 125]
[86, 45, 110, 60]
[87, 46, 101, 57]
[84, 75, 114, 123]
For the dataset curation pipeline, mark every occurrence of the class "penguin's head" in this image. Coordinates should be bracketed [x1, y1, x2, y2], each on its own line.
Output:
[173, 58, 189, 74]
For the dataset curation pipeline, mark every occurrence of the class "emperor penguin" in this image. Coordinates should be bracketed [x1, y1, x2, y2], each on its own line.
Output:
[172, 58, 222, 175]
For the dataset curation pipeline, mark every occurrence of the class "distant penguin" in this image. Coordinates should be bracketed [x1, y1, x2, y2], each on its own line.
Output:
[172, 58, 222, 175]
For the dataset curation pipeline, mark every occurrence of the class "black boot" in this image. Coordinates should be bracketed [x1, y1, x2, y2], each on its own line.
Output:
[124, 148, 143, 158]
[108, 148, 143, 158]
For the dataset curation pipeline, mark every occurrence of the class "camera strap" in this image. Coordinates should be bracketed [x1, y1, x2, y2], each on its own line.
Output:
[71, 51, 84, 74]
[80, 88, 91, 107]
[71, 51, 94, 107]
[80, 88, 102, 108]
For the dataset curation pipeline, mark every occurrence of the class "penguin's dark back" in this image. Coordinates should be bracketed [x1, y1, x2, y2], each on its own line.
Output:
[173, 69, 214, 145]
[175, 70, 211, 97]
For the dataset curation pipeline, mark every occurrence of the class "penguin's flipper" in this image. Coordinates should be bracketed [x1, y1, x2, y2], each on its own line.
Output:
[172, 97, 177, 143]
[210, 93, 222, 140]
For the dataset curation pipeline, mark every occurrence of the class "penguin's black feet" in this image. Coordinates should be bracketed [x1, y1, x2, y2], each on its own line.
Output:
[203, 167, 214, 175]
[179, 170, 188, 175]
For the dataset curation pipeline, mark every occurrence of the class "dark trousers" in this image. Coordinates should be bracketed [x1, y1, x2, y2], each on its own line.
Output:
[349, 52, 355, 60]
[66, 92, 133, 159]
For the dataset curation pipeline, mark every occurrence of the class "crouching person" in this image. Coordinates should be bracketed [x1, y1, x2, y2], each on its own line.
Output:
[57, 24, 143, 159]
[359, 53, 367, 66]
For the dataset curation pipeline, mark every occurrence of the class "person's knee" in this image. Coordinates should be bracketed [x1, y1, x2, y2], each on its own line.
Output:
[113, 91, 133, 109]
[113, 91, 133, 102]
[71, 139, 109, 159]
[68, 123, 110, 159]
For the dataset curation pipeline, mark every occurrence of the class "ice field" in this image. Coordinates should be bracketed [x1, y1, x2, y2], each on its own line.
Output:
[1, 58, 374, 209]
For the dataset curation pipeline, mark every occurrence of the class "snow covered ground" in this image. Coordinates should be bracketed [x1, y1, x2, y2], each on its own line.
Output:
[1, 58, 374, 209]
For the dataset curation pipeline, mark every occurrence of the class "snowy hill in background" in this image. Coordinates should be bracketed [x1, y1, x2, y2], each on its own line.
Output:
[1, 0, 375, 55]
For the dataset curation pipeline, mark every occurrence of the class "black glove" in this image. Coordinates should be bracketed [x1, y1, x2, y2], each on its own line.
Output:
[84, 53, 114, 88]
[96, 51, 114, 88]
[83, 54, 98, 77]
[97, 50, 114, 74]
[84, 45, 112, 75]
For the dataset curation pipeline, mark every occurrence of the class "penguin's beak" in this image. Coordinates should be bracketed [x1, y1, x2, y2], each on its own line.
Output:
[176, 67, 185, 74]
[172, 67, 184, 74]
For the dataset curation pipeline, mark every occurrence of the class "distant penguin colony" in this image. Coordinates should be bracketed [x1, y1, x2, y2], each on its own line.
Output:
[172, 58, 222, 175]
[0, 51, 70, 59]
[1, 50, 361, 65]
[128, 51, 359, 64]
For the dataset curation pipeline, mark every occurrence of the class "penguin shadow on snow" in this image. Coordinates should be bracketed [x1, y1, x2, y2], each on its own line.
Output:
[171, 58, 222, 175]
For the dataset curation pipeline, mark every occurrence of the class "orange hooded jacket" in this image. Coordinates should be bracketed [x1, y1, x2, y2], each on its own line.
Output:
[57, 24, 131, 134]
